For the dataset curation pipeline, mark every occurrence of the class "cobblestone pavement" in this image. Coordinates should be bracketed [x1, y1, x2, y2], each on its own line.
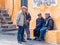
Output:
[0, 31, 60, 45]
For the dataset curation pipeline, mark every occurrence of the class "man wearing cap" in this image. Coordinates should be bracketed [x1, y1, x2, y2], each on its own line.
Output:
[37, 13, 54, 41]
[23, 8, 31, 40]
[16, 6, 28, 43]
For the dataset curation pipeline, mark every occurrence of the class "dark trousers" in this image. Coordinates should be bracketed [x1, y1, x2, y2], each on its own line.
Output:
[34, 28, 40, 37]
[17, 26, 24, 41]
[23, 24, 30, 38]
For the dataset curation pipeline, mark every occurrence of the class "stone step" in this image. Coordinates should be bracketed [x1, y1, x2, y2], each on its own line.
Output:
[3, 16, 9, 18]
[0, 20, 1, 23]
[5, 20, 13, 24]
[4, 16, 10, 18]
[2, 13, 9, 17]
[0, 20, 13, 24]
[0, 14, 12, 21]
[1, 24, 16, 28]
[5, 17, 11, 20]
[7, 22, 13, 24]
[1, 28, 18, 32]
[0, 10, 1, 13]
[1, 21, 6, 24]
[0, 17, 1, 19]
[0, 9, 8, 14]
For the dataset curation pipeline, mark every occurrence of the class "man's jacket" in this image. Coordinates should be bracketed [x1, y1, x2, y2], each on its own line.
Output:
[16, 11, 25, 26]
[44, 16, 54, 30]
[36, 18, 44, 29]
[26, 13, 31, 25]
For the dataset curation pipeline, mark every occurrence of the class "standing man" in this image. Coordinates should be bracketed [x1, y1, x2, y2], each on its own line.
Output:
[24, 8, 32, 40]
[16, 6, 27, 44]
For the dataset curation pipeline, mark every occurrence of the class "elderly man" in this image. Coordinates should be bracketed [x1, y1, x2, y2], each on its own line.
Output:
[23, 10, 31, 40]
[16, 6, 28, 43]
[37, 13, 54, 41]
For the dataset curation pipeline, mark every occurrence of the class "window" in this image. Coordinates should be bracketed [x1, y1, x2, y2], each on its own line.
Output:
[21, 0, 28, 7]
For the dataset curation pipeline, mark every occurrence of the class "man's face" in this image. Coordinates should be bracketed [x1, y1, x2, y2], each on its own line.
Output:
[22, 8, 27, 13]
[38, 15, 42, 19]
[45, 14, 50, 18]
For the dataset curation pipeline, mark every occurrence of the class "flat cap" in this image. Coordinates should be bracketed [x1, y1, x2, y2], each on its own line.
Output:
[45, 13, 50, 16]
[21, 6, 27, 9]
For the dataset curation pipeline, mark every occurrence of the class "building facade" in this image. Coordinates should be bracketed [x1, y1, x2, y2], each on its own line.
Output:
[0, 0, 60, 30]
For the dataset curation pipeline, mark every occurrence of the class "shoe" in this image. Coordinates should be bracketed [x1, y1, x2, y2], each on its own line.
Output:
[33, 38, 37, 40]
[27, 38, 32, 40]
[22, 40, 26, 42]
[18, 41, 22, 44]
[36, 38, 42, 41]
[42, 39, 45, 41]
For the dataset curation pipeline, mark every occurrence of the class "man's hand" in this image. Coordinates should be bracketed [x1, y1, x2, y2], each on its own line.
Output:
[26, 20, 29, 23]
[46, 30, 48, 32]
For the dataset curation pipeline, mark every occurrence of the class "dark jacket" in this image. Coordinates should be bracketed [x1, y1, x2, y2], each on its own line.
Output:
[36, 18, 44, 29]
[44, 16, 54, 30]
[26, 13, 31, 25]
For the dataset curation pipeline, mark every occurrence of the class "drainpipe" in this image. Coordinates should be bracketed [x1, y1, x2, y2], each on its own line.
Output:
[12, 0, 14, 15]
[11, 0, 14, 19]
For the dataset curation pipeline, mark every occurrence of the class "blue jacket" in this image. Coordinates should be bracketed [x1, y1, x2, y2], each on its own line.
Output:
[36, 18, 44, 29]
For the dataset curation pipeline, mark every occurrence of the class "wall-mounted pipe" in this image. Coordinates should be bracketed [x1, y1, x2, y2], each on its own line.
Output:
[11, 0, 14, 17]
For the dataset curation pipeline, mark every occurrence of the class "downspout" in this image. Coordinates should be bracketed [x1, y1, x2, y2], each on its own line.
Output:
[10, 0, 14, 19]
[12, 0, 14, 15]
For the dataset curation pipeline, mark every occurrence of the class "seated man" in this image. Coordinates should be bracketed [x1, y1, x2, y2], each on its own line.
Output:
[37, 13, 54, 41]
[33, 13, 44, 40]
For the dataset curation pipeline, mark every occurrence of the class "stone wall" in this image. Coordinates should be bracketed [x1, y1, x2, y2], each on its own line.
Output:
[0, 0, 5, 9]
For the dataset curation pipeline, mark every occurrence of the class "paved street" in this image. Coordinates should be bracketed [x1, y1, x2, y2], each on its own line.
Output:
[0, 31, 59, 45]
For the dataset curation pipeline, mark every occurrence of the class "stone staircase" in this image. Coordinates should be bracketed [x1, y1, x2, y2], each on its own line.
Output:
[0, 9, 17, 32]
